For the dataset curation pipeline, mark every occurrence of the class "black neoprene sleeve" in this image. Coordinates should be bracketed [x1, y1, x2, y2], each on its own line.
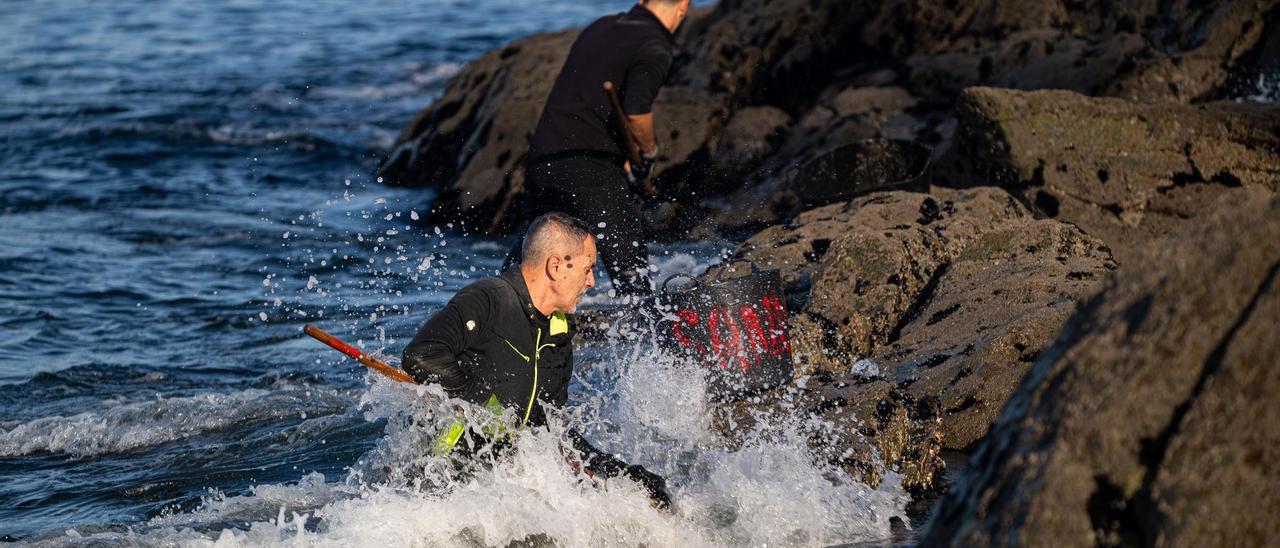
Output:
[400, 284, 493, 392]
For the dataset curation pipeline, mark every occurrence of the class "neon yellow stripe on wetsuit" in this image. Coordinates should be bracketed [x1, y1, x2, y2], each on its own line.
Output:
[523, 329, 558, 426]
[437, 311, 568, 453]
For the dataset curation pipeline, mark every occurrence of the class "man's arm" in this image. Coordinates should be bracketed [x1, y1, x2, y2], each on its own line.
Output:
[565, 429, 671, 510]
[401, 285, 493, 396]
[620, 40, 671, 180]
[626, 113, 657, 156]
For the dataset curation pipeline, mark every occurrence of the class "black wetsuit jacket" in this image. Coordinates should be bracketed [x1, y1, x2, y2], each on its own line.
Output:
[401, 270, 573, 427]
[400, 270, 672, 508]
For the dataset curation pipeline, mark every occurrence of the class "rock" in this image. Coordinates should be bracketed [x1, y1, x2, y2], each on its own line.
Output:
[784, 138, 932, 212]
[377, 30, 577, 232]
[825, 86, 918, 122]
[700, 0, 1279, 106]
[694, 0, 1274, 233]
[649, 85, 728, 181]
[709, 105, 789, 177]
[782, 85, 922, 168]
[945, 86, 1280, 264]
[716, 136, 935, 236]
[675, 0, 1127, 105]
[905, 1, 1275, 103]
[809, 378, 947, 497]
[781, 85, 918, 135]
[643, 86, 730, 238]
[708, 376, 946, 497]
[795, 194, 1114, 452]
[906, 30, 1150, 101]
[713, 84, 924, 233]
[714, 187, 1030, 370]
[920, 188, 1280, 546]
[709, 186, 1114, 457]
[1111, 0, 1277, 102]
[674, 0, 887, 106]
[1257, 22, 1280, 73]
[877, 219, 1116, 450]
[378, 0, 1277, 236]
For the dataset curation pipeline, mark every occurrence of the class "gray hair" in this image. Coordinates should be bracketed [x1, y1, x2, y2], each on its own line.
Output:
[521, 212, 593, 265]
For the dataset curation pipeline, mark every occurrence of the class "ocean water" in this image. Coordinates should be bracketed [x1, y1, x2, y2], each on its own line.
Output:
[0, 0, 909, 545]
[1240, 70, 1280, 103]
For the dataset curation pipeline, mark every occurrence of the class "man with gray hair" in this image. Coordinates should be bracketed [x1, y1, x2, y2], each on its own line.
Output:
[402, 211, 670, 508]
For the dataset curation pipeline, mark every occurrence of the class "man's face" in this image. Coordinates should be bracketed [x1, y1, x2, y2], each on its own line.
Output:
[556, 237, 597, 313]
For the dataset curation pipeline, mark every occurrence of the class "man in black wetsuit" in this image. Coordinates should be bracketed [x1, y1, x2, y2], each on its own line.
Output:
[403, 212, 670, 508]
[508, 0, 691, 298]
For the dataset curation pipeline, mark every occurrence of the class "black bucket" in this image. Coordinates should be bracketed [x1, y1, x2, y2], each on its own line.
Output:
[785, 138, 932, 211]
[656, 268, 793, 401]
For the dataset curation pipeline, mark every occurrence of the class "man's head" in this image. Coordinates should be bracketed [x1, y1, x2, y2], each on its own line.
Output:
[642, 0, 691, 33]
[520, 212, 597, 314]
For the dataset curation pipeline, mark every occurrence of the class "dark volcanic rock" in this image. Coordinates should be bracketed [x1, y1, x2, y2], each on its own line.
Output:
[709, 376, 946, 497]
[682, 0, 1275, 107]
[878, 219, 1116, 450]
[709, 187, 1114, 459]
[907, 31, 1147, 102]
[713, 187, 1033, 371]
[712, 87, 924, 231]
[921, 188, 1280, 546]
[697, 0, 1277, 232]
[380, 0, 1276, 236]
[673, 0, 886, 107]
[709, 105, 790, 179]
[903, 1, 1276, 103]
[809, 377, 947, 497]
[784, 138, 932, 211]
[945, 87, 1280, 265]
[377, 30, 577, 232]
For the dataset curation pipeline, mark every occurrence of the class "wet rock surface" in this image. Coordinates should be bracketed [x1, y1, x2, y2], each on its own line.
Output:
[708, 105, 790, 180]
[703, 187, 1114, 490]
[381, 0, 1277, 236]
[707, 375, 946, 499]
[921, 189, 1280, 546]
[715, 133, 933, 235]
[945, 87, 1280, 264]
[879, 218, 1117, 451]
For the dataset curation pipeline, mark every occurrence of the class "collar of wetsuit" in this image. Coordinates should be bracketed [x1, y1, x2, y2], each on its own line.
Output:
[501, 268, 551, 326]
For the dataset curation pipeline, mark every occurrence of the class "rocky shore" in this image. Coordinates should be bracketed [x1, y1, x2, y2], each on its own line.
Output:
[379, 0, 1279, 542]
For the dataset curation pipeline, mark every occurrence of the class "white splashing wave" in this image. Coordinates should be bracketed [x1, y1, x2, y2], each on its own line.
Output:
[409, 62, 463, 87]
[37, 333, 905, 546]
[1242, 70, 1280, 103]
[0, 386, 350, 458]
[580, 247, 720, 307]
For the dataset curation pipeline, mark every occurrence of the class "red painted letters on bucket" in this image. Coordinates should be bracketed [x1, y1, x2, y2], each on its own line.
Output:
[670, 292, 791, 371]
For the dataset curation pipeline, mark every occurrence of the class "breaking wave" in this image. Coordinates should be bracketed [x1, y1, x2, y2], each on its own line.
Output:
[27, 338, 907, 547]
[0, 386, 351, 458]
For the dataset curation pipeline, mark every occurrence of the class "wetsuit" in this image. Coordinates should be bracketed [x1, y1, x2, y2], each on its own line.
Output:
[509, 5, 676, 297]
[401, 269, 670, 507]
[402, 269, 573, 428]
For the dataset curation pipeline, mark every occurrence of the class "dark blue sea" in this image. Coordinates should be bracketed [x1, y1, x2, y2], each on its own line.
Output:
[0, 1, 916, 545]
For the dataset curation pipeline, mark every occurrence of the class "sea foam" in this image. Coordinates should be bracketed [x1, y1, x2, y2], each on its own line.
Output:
[0, 386, 349, 458]
[39, 332, 906, 547]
